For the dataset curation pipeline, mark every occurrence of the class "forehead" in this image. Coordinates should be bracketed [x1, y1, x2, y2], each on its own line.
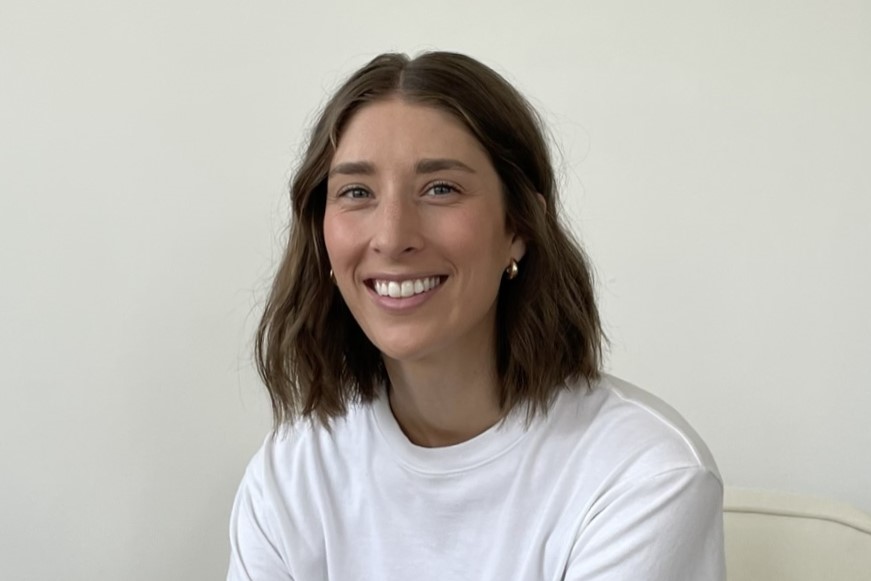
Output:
[332, 99, 490, 166]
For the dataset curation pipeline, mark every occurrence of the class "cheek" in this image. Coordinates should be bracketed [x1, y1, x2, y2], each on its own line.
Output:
[445, 208, 512, 265]
[323, 211, 355, 265]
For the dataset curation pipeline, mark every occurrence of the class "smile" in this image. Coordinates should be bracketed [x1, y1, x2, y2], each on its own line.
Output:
[370, 276, 444, 298]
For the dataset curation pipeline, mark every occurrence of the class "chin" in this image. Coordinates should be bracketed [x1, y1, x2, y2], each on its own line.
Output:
[375, 344, 431, 364]
[371, 335, 441, 365]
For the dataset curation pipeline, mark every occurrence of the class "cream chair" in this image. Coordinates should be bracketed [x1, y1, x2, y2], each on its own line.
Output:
[724, 487, 871, 580]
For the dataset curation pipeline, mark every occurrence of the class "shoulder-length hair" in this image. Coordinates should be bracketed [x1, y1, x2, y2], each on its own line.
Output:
[256, 51, 603, 426]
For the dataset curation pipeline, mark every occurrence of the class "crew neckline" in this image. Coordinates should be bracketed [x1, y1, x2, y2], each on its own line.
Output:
[370, 391, 531, 475]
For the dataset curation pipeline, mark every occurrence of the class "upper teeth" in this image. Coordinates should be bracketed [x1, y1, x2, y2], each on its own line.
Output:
[374, 277, 442, 298]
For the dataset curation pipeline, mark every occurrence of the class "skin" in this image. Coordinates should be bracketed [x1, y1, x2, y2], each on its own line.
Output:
[323, 98, 526, 447]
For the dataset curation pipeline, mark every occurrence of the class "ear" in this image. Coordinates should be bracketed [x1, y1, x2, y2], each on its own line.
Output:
[510, 235, 527, 262]
[508, 192, 545, 263]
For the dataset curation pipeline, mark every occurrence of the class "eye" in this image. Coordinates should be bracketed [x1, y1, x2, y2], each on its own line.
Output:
[425, 181, 459, 197]
[338, 186, 371, 199]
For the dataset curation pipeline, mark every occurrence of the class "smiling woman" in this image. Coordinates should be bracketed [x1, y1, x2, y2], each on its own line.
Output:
[228, 52, 725, 581]
[324, 99, 524, 391]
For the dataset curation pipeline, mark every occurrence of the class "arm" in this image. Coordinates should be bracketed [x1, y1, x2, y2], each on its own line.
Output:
[565, 467, 725, 580]
[227, 462, 294, 581]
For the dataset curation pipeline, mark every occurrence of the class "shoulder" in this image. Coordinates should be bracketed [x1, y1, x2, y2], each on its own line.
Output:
[554, 376, 725, 578]
[598, 374, 719, 476]
[550, 373, 722, 486]
[244, 401, 374, 494]
[552, 375, 725, 580]
[229, 403, 375, 578]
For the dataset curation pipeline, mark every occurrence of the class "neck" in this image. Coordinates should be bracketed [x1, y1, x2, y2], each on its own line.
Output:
[383, 344, 504, 448]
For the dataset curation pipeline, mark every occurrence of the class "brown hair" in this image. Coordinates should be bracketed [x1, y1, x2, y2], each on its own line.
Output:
[256, 51, 603, 426]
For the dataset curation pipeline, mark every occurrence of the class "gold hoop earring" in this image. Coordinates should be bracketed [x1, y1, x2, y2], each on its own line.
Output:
[505, 259, 519, 280]
[329, 269, 335, 283]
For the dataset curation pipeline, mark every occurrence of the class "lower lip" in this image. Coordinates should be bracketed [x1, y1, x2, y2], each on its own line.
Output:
[366, 280, 444, 312]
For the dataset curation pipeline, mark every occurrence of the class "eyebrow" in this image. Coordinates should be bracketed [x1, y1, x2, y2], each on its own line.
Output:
[415, 158, 476, 174]
[328, 158, 476, 177]
[328, 161, 376, 177]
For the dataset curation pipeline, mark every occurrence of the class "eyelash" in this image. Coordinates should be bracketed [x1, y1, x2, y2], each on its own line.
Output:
[337, 186, 371, 199]
[336, 181, 460, 200]
[425, 181, 459, 196]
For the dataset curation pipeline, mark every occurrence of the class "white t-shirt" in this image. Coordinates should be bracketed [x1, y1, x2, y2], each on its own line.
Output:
[228, 375, 725, 580]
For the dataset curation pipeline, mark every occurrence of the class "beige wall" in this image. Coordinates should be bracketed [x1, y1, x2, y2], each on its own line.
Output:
[2, 0, 869, 579]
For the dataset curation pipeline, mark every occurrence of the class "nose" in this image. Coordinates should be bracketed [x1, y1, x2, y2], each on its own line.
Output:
[370, 191, 423, 258]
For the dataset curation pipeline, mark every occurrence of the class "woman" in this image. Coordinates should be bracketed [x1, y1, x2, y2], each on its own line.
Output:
[228, 52, 725, 580]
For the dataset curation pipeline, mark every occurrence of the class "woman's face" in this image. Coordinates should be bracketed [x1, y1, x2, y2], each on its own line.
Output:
[323, 98, 525, 365]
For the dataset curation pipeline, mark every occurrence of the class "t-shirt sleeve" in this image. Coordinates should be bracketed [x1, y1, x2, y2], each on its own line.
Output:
[564, 466, 725, 580]
[227, 453, 294, 581]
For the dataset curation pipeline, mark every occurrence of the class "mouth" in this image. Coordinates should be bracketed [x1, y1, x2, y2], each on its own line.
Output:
[365, 275, 446, 299]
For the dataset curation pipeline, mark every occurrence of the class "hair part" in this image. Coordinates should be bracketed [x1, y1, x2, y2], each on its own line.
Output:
[256, 51, 604, 427]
